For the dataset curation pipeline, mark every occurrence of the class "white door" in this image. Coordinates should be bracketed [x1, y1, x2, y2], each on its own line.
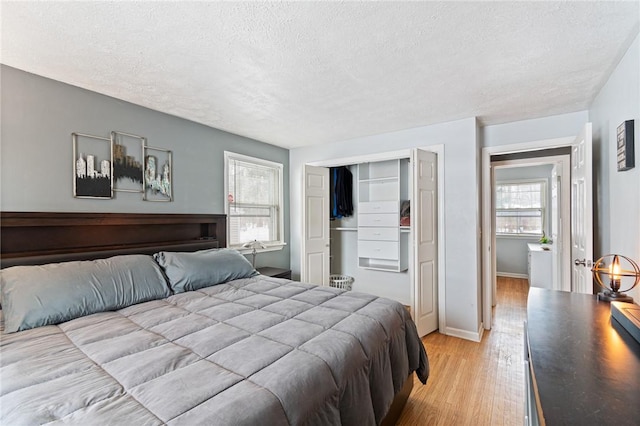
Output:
[551, 165, 560, 290]
[412, 149, 438, 336]
[571, 123, 593, 294]
[302, 165, 330, 286]
[491, 165, 497, 305]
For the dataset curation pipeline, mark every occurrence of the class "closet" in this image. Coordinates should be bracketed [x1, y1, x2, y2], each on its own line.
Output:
[329, 159, 410, 288]
[303, 148, 438, 337]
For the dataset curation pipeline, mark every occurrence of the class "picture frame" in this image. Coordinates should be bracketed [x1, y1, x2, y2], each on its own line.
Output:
[143, 145, 173, 202]
[72, 132, 113, 199]
[111, 131, 145, 193]
[616, 120, 635, 172]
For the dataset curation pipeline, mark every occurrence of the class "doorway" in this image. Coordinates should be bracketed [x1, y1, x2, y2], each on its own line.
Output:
[481, 124, 593, 329]
[491, 154, 571, 299]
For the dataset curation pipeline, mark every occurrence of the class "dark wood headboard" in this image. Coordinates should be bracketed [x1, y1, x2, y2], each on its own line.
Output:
[0, 212, 226, 268]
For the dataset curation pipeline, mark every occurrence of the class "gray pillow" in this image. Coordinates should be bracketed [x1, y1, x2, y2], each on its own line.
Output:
[0, 255, 170, 333]
[154, 248, 258, 293]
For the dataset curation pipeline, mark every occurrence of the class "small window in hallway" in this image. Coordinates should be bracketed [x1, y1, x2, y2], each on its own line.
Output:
[495, 180, 546, 236]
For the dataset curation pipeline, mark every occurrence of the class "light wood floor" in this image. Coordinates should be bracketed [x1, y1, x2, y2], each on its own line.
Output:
[397, 277, 528, 426]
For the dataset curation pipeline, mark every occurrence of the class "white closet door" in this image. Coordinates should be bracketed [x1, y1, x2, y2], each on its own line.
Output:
[412, 149, 438, 336]
[302, 165, 330, 286]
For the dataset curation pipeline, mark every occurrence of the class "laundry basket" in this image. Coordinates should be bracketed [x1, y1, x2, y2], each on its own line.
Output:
[329, 274, 354, 291]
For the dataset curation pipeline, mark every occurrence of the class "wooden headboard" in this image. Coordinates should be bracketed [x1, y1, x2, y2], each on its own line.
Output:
[0, 212, 226, 268]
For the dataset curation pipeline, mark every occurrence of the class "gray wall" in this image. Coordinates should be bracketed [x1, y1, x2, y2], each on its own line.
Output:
[0, 65, 290, 269]
[589, 32, 640, 302]
[494, 165, 554, 276]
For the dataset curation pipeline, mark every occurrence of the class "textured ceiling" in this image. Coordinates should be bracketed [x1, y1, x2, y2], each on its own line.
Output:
[2, 1, 639, 149]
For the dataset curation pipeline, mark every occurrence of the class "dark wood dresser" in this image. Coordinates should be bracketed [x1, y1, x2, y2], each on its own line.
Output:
[525, 288, 640, 425]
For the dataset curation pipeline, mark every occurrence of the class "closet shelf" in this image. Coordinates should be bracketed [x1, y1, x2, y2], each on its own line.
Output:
[359, 177, 399, 184]
[358, 262, 408, 272]
[331, 227, 358, 231]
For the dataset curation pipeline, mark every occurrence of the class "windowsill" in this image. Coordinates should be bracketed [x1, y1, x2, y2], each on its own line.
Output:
[233, 242, 287, 255]
[496, 234, 543, 240]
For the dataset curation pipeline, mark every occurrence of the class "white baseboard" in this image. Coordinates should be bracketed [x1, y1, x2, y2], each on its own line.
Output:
[443, 325, 483, 342]
[497, 272, 528, 280]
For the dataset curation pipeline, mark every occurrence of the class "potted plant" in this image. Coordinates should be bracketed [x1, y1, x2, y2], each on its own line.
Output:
[539, 232, 551, 250]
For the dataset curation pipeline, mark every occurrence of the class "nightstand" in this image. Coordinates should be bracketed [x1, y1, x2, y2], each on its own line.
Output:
[256, 267, 292, 280]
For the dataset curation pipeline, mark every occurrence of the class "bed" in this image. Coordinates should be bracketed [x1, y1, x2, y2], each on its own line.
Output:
[0, 212, 429, 425]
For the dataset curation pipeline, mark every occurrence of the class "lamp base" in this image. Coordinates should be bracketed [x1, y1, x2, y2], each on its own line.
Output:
[597, 290, 634, 303]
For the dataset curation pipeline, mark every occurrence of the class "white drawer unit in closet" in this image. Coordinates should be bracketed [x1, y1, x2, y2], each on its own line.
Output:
[358, 241, 399, 260]
[358, 227, 398, 241]
[358, 213, 398, 227]
[357, 159, 408, 272]
[358, 201, 397, 214]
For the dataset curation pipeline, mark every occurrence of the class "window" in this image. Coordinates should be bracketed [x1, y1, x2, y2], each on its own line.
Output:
[495, 180, 546, 236]
[224, 152, 284, 249]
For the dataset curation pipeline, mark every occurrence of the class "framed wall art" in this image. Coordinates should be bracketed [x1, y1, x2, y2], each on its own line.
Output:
[111, 131, 145, 193]
[617, 120, 635, 171]
[143, 145, 173, 202]
[72, 132, 113, 199]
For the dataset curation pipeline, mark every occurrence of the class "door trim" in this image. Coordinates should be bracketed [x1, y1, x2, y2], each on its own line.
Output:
[306, 145, 446, 334]
[481, 136, 574, 329]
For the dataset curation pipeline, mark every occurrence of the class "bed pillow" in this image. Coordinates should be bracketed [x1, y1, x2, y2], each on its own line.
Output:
[154, 248, 258, 293]
[0, 254, 170, 333]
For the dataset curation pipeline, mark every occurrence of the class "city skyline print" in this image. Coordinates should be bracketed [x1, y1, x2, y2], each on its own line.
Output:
[143, 145, 172, 202]
[72, 131, 174, 202]
[111, 131, 144, 193]
[72, 133, 113, 199]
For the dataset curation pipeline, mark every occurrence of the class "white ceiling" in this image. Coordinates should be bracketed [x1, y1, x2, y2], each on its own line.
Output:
[2, 1, 639, 149]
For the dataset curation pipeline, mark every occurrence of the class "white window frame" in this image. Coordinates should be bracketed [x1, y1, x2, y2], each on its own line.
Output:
[224, 151, 285, 252]
[495, 179, 547, 238]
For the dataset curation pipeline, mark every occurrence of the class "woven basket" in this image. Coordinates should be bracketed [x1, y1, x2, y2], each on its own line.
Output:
[329, 274, 354, 291]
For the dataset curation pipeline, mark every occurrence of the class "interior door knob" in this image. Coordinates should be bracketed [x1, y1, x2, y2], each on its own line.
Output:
[574, 259, 592, 267]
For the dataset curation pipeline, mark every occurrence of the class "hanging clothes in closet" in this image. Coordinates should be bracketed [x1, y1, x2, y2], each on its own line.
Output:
[330, 166, 353, 219]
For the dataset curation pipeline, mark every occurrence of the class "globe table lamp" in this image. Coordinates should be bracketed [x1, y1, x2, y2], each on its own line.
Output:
[591, 254, 640, 303]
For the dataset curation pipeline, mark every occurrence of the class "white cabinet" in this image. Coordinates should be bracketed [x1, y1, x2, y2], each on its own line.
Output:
[357, 160, 408, 272]
[527, 243, 553, 288]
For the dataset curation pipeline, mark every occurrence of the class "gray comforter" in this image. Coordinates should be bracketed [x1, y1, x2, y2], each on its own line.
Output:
[1, 275, 429, 425]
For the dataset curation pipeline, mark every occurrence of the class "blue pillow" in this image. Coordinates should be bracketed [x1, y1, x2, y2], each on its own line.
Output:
[154, 248, 258, 293]
[0, 255, 171, 333]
